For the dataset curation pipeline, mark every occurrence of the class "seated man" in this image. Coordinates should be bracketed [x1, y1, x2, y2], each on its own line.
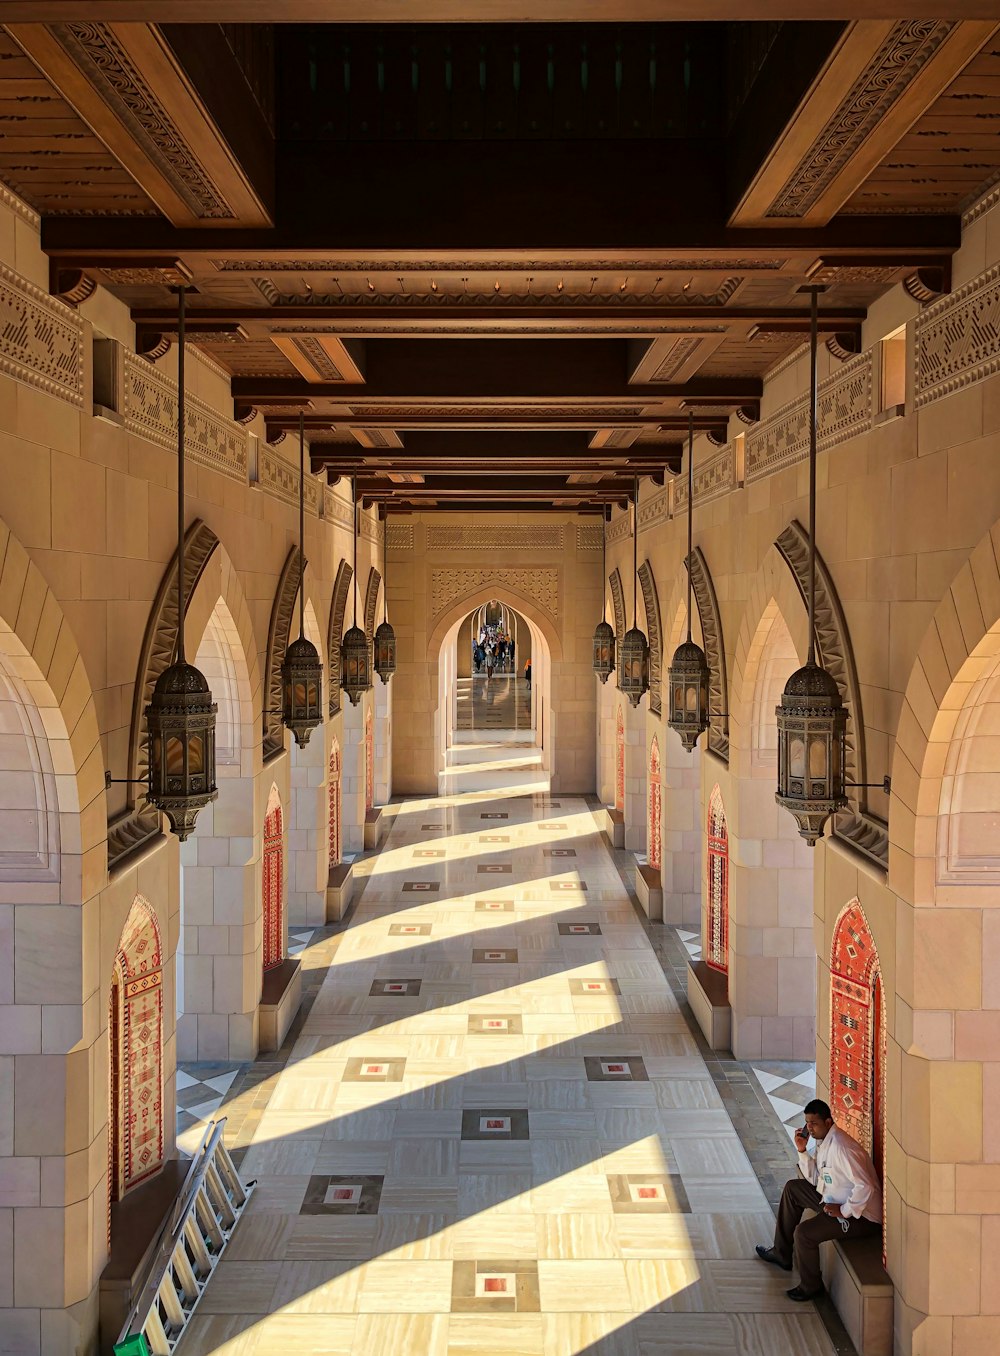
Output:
[755, 1098, 882, 1302]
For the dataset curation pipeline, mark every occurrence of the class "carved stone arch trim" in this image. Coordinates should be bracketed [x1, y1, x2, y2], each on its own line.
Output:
[609, 568, 626, 641]
[263, 545, 303, 760]
[364, 567, 382, 643]
[110, 519, 219, 870]
[687, 547, 729, 763]
[775, 520, 886, 869]
[637, 560, 663, 717]
[327, 559, 353, 718]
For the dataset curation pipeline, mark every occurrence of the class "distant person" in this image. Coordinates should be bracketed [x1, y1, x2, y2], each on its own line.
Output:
[524, 660, 531, 690]
[755, 1099, 882, 1302]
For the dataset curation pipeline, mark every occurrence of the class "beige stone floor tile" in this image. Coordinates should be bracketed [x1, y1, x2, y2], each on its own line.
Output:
[239, 1138, 323, 1180]
[269, 1259, 365, 1314]
[541, 1313, 641, 1356]
[356, 1260, 453, 1312]
[623, 1258, 706, 1313]
[247, 1314, 358, 1355]
[530, 1174, 614, 1214]
[353, 1314, 450, 1356]
[224, 1213, 296, 1261]
[527, 1110, 597, 1138]
[375, 1214, 460, 1259]
[449, 1213, 538, 1259]
[529, 1137, 605, 1177]
[456, 1173, 535, 1216]
[730, 1313, 837, 1355]
[314, 1140, 392, 1174]
[535, 1213, 622, 1260]
[389, 1137, 462, 1176]
[178, 1313, 263, 1355]
[447, 1315, 544, 1356]
[632, 1312, 737, 1354]
[537, 1259, 633, 1312]
[197, 1261, 282, 1314]
[284, 1217, 380, 1261]
[458, 1141, 534, 1173]
[671, 1137, 756, 1177]
[378, 1174, 461, 1213]
[600, 1136, 675, 1174]
[321, 1107, 396, 1140]
[243, 1176, 310, 1215]
[613, 1216, 709, 1260]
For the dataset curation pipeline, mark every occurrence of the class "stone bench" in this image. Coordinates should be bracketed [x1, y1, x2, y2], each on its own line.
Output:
[603, 806, 625, 848]
[635, 862, 663, 921]
[258, 956, 302, 1053]
[100, 1158, 188, 1349]
[364, 806, 386, 849]
[821, 1231, 892, 1356]
[326, 861, 354, 922]
[687, 959, 731, 1051]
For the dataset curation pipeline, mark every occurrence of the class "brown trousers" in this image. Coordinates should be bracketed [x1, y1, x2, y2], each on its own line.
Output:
[773, 1175, 881, 1293]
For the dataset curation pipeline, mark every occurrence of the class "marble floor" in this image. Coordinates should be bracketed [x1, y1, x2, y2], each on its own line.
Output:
[179, 788, 838, 1356]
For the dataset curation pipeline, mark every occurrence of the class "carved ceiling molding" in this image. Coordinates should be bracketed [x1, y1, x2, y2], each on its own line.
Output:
[914, 263, 1000, 409]
[0, 263, 84, 408]
[327, 559, 353, 718]
[775, 520, 886, 870]
[122, 349, 249, 483]
[253, 276, 744, 308]
[609, 568, 626, 641]
[637, 561, 663, 718]
[962, 177, 1000, 228]
[0, 182, 40, 228]
[766, 21, 956, 219]
[263, 546, 303, 760]
[215, 257, 786, 272]
[364, 567, 382, 642]
[343, 404, 649, 420]
[51, 22, 237, 220]
[387, 522, 414, 551]
[427, 525, 564, 551]
[745, 350, 872, 484]
[110, 520, 219, 871]
[687, 547, 729, 763]
[430, 569, 559, 621]
[675, 443, 737, 513]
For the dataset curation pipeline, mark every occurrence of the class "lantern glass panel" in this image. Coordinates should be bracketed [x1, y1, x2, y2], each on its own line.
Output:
[790, 737, 806, 779]
[809, 737, 827, 779]
[187, 734, 204, 775]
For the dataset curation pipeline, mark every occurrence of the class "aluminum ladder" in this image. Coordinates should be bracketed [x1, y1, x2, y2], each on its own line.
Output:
[115, 1119, 255, 1355]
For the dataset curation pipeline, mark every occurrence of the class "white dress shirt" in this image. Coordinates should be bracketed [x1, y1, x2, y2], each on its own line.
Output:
[798, 1123, 882, 1223]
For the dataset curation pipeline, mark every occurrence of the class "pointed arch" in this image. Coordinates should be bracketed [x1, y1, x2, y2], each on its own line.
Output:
[263, 784, 284, 970]
[364, 566, 382, 643]
[706, 785, 729, 974]
[687, 547, 729, 763]
[830, 899, 885, 1168]
[327, 558, 354, 717]
[263, 546, 303, 759]
[648, 735, 662, 870]
[113, 519, 219, 868]
[609, 568, 626, 641]
[110, 896, 164, 1201]
[638, 560, 663, 717]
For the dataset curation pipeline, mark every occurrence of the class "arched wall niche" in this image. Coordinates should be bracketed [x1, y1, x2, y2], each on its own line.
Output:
[109, 895, 164, 1203]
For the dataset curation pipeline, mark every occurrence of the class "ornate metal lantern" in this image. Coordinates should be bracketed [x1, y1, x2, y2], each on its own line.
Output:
[593, 619, 615, 683]
[342, 477, 373, 705]
[775, 286, 848, 844]
[617, 477, 649, 708]
[374, 512, 397, 683]
[592, 509, 616, 682]
[146, 285, 218, 840]
[668, 412, 712, 751]
[281, 411, 324, 747]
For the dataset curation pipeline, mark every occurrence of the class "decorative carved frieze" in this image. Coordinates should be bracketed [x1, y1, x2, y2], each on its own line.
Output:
[122, 350, 249, 483]
[323, 486, 354, 529]
[387, 522, 415, 551]
[255, 444, 321, 514]
[430, 569, 558, 620]
[606, 511, 632, 545]
[576, 523, 604, 552]
[765, 21, 956, 219]
[687, 547, 729, 763]
[637, 561, 663, 717]
[637, 491, 668, 533]
[746, 350, 872, 484]
[218, 256, 785, 273]
[675, 443, 736, 512]
[263, 547, 302, 759]
[0, 263, 84, 407]
[427, 525, 564, 551]
[360, 511, 383, 545]
[775, 520, 887, 870]
[364, 567, 382, 642]
[609, 569, 626, 641]
[915, 264, 1000, 408]
[110, 520, 219, 870]
[327, 559, 353, 717]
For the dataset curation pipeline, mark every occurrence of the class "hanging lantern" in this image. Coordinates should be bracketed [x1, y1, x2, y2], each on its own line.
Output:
[593, 619, 615, 683]
[341, 624, 370, 704]
[667, 639, 711, 752]
[667, 413, 711, 751]
[775, 662, 847, 844]
[775, 285, 848, 843]
[146, 285, 218, 840]
[280, 411, 324, 748]
[616, 479, 649, 708]
[281, 635, 324, 748]
[374, 619, 396, 683]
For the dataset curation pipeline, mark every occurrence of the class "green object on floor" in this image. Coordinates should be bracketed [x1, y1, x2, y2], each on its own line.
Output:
[113, 1336, 150, 1356]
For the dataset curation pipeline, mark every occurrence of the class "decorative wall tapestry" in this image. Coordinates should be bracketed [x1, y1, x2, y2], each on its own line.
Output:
[615, 706, 625, 814]
[263, 786, 284, 971]
[365, 707, 375, 813]
[706, 785, 729, 974]
[648, 736, 662, 871]
[329, 738, 342, 868]
[111, 896, 164, 1199]
[830, 898, 885, 1164]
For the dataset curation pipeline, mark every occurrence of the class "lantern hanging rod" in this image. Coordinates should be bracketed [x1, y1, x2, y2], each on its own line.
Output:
[633, 474, 638, 628]
[353, 473, 358, 627]
[383, 509, 389, 622]
[804, 283, 824, 667]
[175, 283, 188, 666]
[298, 410, 306, 642]
[845, 776, 891, 793]
[686, 410, 693, 646]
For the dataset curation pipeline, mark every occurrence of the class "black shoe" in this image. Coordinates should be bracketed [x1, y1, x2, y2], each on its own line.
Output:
[786, 1285, 824, 1302]
[755, 1245, 792, 1271]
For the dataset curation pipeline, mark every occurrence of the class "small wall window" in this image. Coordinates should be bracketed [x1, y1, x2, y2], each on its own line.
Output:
[879, 326, 906, 417]
[93, 335, 122, 422]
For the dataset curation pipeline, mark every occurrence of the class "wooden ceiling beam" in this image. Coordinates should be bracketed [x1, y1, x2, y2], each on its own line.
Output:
[129, 304, 870, 326]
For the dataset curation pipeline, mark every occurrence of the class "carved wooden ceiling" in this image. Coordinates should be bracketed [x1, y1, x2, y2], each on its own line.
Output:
[4, 16, 999, 510]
